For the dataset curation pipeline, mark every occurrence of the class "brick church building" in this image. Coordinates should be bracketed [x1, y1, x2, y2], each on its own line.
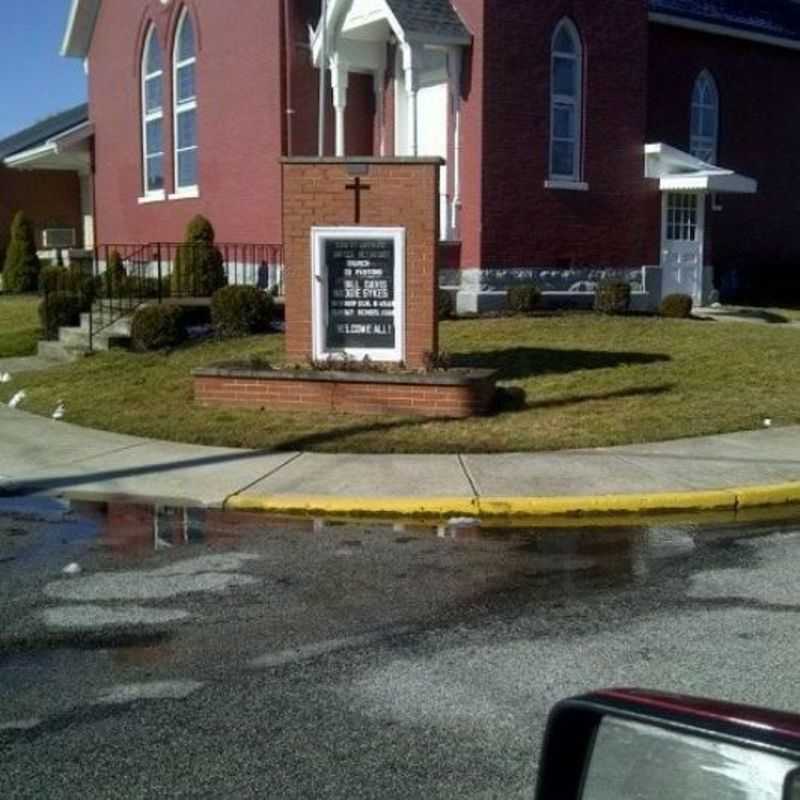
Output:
[60, 0, 800, 308]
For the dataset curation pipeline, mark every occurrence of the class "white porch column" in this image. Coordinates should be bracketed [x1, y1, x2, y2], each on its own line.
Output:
[79, 172, 95, 250]
[401, 44, 420, 156]
[374, 70, 386, 157]
[447, 48, 463, 240]
[331, 56, 349, 157]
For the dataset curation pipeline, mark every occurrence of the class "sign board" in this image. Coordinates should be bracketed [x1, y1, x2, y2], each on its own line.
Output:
[312, 227, 405, 363]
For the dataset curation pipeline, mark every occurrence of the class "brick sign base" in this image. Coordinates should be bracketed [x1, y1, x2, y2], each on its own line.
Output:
[193, 367, 498, 419]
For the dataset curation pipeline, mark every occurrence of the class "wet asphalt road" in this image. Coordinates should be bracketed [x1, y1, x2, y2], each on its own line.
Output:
[0, 498, 799, 799]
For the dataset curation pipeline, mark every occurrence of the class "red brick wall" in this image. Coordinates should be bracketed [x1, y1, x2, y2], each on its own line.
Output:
[88, 0, 284, 245]
[195, 374, 494, 418]
[648, 23, 800, 286]
[478, 0, 658, 268]
[0, 167, 82, 256]
[282, 159, 439, 369]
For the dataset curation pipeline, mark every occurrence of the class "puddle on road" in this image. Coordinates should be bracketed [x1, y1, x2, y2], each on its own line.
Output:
[2, 495, 800, 701]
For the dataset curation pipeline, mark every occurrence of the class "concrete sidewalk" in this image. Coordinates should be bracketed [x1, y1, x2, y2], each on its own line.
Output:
[1, 404, 800, 517]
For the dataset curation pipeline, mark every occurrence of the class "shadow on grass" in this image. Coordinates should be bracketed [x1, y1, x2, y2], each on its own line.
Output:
[495, 384, 675, 414]
[450, 347, 671, 381]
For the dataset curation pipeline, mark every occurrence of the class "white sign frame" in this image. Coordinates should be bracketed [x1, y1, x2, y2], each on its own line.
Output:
[312, 226, 406, 364]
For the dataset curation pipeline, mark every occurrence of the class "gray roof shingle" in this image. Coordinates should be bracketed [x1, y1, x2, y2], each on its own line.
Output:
[0, 103, 89, 162]
[385, 0, 471, 42]
[650, 0, 800, 43]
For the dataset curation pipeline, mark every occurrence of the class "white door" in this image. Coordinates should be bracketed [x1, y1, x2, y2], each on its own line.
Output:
[661, 192, 705, 305]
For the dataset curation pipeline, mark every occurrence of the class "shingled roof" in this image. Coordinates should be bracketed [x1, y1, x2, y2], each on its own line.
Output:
[650, 0, 800, 43]
[385, 0, 471, 41]
[0, 104, 89, 162]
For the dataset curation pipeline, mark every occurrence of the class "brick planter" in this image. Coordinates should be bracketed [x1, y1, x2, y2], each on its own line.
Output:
[193, 365, 499, 418]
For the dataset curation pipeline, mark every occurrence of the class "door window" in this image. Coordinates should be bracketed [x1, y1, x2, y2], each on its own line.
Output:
[666, 194, 698, 242]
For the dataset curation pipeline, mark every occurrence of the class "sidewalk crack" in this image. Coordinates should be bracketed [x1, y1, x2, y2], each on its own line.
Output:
[457, 454, 480, 499]
[223, 451, 304, 505]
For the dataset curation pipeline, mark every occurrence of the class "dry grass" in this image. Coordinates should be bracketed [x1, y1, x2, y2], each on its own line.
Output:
[0, 294, 40, 358]
[2, 313, 799, 453]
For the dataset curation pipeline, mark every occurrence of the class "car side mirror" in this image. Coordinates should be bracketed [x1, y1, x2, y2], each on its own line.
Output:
[534, 690, 800, 800]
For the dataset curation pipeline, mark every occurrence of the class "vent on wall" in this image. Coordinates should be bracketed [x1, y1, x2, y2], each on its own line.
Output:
[42, 228, 77, 249]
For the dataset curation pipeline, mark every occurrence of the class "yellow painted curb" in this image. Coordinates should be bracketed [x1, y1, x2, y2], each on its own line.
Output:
[476, 490, 737, 518]
[225, 494, 480, 519]
[224, 483, 800, 520]
[733, 482, 800, 509]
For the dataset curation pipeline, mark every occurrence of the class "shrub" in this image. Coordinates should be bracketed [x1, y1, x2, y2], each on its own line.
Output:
[3, 211, 41, 293]
[39, 264, 96, 310]
[438, 289, 454, 320]
[659, 293, 694, 319]
[130, 304, 186, 351]
[39, 291, 81, 340]
[507, 284, 542, 314]
[594, 280, 631, 315]
[171, 216, 227, 297]
[104, 250, 127, 296]
[211, 285, 274, 338]
[39, 265, 70, 296]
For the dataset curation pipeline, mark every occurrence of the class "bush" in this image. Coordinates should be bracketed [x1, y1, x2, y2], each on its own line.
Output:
[3, 211, 41, 293]
[104, 250, 127, 296]
[171, 216, 227, 297]
[39, 264, 96, 310]
[594, 280, 632, 315]
[211, 285, 274, 338]
[130, 304, 186, 351]
[659, 293, 694, 319]
[39, 291, 81, 340]
[507, 284, 542, 314]
[438, 289, 454, 321]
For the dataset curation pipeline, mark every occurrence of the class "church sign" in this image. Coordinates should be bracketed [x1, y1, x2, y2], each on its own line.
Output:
[312, 227, 406, 363]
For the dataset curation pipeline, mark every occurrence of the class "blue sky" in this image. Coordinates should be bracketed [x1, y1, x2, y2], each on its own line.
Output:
[0, 0, 88, 140]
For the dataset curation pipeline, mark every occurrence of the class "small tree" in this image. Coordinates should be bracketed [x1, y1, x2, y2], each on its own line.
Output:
[3, 212, 41, 293]
[105, 250, 127, 297]
[171, 215, 227, 297]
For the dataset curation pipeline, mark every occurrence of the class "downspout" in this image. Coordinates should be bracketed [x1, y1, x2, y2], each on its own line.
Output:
[282, 0, 294, 156]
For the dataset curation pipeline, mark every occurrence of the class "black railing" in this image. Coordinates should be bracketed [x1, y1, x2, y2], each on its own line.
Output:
[90, 242, 284, 349]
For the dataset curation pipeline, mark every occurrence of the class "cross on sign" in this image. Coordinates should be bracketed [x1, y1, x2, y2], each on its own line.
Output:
[345, 176, 371, 224]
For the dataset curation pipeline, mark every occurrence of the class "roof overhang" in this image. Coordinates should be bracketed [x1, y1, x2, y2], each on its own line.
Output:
[644, 142, 757, 194]
[61, 0, 101, 59]
[4, 121, 93, 173]
[649, 12, 800, 53]
[311, 0, 471, 67]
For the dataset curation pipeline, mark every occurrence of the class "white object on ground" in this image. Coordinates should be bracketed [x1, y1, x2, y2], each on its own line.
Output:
[8, 390, 26, 408]
[62, 562, 82, 576]
[0, 372, 11, 384]
[52, 401, 65, 421]
[96, 681, 205, 705]
[447, 517, 481, 528]
[764, 418, 773, 428]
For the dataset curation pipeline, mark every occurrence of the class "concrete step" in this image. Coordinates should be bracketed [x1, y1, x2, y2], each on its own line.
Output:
[37, 340, 87, 363]
[79, 313, 133, 336]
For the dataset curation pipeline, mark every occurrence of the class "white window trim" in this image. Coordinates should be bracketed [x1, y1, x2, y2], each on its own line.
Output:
[690, 70, 719, 164]
[141, 26, 165, 200]
[173, 8, 198, 195]
[549, 19, 583, 184]
[138, 191, 166, 204]
[544, 179, 589, 191]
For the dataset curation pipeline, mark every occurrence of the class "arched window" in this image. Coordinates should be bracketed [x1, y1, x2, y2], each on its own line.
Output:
[141, 25, 165, 196]
[173, 8, 198, 193]
[550, 19, 583, 182]
[690, 70, 719, 164]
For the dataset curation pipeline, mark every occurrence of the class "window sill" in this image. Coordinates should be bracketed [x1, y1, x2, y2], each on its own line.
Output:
[138, 191, 166, 204]
[168, 187, 200, 200]
[544, 180, 589, 192]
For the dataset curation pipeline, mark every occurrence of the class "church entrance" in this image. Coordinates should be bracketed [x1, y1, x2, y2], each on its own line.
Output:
[660, 192, 705, 305]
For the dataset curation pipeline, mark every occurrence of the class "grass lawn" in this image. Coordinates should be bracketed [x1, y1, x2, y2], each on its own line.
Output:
[0, 294, 40, 358]
[2, 313, 799, 453]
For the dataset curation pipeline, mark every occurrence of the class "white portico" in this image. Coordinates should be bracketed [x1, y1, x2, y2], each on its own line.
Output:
[311, 0, 471, 241]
